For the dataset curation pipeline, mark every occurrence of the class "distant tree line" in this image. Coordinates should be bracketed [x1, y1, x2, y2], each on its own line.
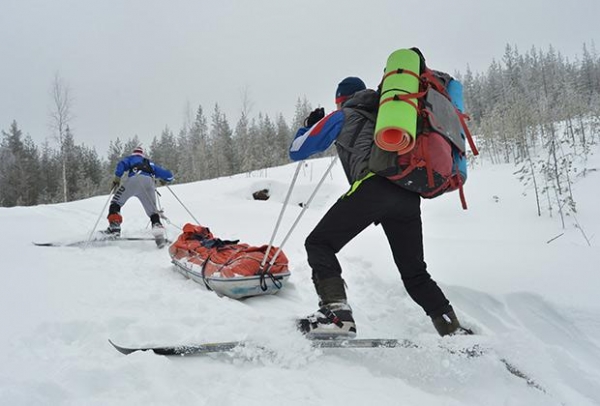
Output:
[460, 43, 600, 227]
[2, 42, 600, 226]
[0, 97, 313, 207]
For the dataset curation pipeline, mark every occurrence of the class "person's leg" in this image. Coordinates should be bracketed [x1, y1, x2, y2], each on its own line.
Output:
[306, 177, 390, 304]
[106, 203, 123, 234]
[380, 188, 468, 335]
[300, 177, 405, 338]
[107, 180, 135, 233]
[381, 211, 452, 317]
[135, 177, 165, 246]
[136, 176, 160, 221]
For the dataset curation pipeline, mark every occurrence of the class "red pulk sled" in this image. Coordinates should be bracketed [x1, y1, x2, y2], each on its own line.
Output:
[168, 223, 290, 299]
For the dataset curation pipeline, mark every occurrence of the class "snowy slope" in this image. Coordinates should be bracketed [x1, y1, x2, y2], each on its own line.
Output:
[1, 153, 599, 406]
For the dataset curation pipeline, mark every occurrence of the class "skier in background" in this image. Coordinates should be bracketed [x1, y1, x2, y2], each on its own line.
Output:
[106, 146, 173, 241]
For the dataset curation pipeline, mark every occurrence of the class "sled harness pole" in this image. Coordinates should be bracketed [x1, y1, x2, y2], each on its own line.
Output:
[84, 187, 116, 249]
[154, 189, 181, 229]
[166, 184, 201, 224]
[261, 157, 339, 278]
[260, 161, 304, 269]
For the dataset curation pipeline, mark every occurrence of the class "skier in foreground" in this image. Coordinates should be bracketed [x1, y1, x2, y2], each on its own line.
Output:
[290, 77, 471, 338]
[106, 146, 173, 245]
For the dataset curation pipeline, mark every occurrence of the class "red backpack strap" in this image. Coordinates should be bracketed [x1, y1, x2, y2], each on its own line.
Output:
[421, 134, 435, 188]
[458, 183, 467, 210]
[379, 68, 427, 110]
[379, 92, 424, 110]
[382, 68, 421, 82]
[457, 112, 479, 156]
[421, 69, 450, 98]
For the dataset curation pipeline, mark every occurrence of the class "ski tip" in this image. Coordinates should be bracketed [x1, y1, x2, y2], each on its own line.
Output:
[109, 339, 141, 355]
[33, 242, 55, 247]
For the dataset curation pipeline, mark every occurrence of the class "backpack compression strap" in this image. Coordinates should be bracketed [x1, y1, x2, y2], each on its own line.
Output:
[422, 69, 479, 157]
[379, 68, 479, 158]
[457, 112, 479, 156]
[379, 68, 427, 110]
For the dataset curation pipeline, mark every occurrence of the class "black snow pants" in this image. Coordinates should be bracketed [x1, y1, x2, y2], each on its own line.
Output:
[305, 175, 452, 317]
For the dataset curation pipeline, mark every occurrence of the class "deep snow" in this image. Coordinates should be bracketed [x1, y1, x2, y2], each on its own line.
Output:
[1, 152, 599, 406]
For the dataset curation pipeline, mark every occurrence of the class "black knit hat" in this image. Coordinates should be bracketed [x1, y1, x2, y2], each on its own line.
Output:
[335, 77, 366, 103]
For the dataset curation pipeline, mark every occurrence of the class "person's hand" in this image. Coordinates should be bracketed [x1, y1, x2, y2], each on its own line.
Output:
[111, 176, 121, 190]
[304, 107, 325, 127]
[158, 179, 170, 186]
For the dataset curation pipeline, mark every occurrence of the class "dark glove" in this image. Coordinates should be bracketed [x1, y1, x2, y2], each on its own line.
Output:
[304, 107, 325, 127]
[111, 176, 121, 190]
[158, 179, 170, 186]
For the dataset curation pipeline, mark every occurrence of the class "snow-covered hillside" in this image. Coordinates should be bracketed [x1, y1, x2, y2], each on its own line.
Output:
[1, 152, 599, 406]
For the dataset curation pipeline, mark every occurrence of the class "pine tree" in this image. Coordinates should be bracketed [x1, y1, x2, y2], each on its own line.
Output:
[234, 112, 252, 173]
[0, 121, 40, 206]
[209, 104, 235, 177]
[259, 114, 278, 170]
[291, 96, 312, 133]
[275, 113, 292, 165]
[190, 105, 210, 180]
[0, 121, 22, 206]
[38, 141, 61, 204]
[21, 135, 41, 205]
[176, 105, 210, 182]
[149, 127, 179, 178]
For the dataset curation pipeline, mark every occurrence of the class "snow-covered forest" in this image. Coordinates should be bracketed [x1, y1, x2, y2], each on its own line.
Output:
[461, 44, 600, 229]
[2, 43, 599, 215]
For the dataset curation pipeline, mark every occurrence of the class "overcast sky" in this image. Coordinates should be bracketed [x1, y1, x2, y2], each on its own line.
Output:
[1, 0, 599, 154]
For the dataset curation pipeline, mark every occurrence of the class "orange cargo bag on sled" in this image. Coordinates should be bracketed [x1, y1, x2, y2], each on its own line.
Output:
[169, 223, 291, 299]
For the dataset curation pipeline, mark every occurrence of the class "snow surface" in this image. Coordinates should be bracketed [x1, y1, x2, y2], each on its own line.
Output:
[1, 152, 599, 406]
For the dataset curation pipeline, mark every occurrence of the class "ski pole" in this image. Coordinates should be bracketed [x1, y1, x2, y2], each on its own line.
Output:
[260, 161, 303, 268]
[264, 156, 338, 271]
[84, 187, 115, 249]
[154, 188, 182, 230]
[155, 189, 167, 221]
[165, 184, 200, 224]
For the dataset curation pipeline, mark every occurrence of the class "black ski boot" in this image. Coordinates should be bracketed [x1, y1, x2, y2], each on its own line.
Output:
[431, 310, 473, 336]
[297, 302, 357, 339]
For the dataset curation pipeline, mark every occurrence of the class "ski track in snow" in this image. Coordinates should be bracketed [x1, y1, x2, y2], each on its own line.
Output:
[1, 156, 599, 405]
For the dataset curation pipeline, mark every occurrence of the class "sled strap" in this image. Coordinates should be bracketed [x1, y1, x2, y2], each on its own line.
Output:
[194, 252, 213, 291]
[259, 271, 283, 292]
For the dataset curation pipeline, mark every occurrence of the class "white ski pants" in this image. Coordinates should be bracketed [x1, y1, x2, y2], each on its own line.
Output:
[111, 174, 158, 217]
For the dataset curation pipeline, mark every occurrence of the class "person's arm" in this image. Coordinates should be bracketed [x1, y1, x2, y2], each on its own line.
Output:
[289, 110, 344, 161]
[114, 158, 129, 177]
[152, 163, 174, 182]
